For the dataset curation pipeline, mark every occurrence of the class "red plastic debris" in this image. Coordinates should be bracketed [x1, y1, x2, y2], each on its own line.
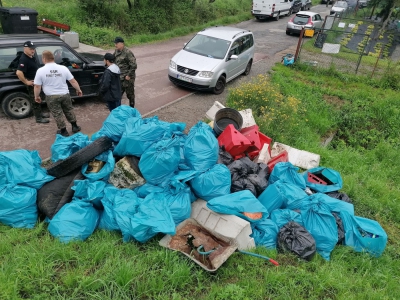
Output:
[217, 124, 251, 157]
[240, 125, 262, 153]
[267, 150, 288, 173]
[307, 172, 328, 185]
[259, 132, 273, 156]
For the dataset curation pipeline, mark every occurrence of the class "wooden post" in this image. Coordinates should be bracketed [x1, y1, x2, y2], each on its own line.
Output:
[371, 44, 384, 78]
[294, 27, 305, 62]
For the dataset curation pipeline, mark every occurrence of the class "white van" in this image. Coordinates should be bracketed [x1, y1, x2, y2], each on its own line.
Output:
[252, 0, 292, 20]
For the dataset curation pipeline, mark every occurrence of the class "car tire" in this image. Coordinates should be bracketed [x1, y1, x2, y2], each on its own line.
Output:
[243, 60, 253, 76]
[274, 13, 280, 21]
[46, 136, 113, 178]
[213, 76, 226, 95]
[288, 8, 293, 15]
[286, 31, 291, 35]
[1, 92, 31, 119]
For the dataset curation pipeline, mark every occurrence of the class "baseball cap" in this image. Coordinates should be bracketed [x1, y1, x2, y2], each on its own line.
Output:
[23, 41, 36, 49]
[104, 53, 115, 61]
[114, 37, 124, 43]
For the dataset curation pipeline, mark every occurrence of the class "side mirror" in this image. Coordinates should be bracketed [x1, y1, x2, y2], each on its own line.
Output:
[230, 55, 238, 60]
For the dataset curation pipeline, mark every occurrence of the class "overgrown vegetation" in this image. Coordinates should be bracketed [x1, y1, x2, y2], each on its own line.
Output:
[2, 0, 252, 46]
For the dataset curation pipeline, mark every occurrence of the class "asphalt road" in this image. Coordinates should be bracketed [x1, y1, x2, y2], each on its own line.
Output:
[0, 5, 331, 160]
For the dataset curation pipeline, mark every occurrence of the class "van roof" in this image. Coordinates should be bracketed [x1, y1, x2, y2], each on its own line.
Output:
[198, 26, 251, 41]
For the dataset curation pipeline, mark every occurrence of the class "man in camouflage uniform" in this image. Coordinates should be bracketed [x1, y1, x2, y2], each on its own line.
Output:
[113, 37, 137, 108]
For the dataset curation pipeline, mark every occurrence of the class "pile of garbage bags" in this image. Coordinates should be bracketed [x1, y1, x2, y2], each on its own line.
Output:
[0, 106, 388, 262]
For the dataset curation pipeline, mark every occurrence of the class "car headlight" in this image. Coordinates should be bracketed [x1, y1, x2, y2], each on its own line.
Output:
[198, 71, 214, 78]
[169, 60, 176, 69]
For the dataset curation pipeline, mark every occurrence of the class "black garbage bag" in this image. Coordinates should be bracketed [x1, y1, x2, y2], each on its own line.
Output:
[248, 163, 270, 196]
[218, 146, 234, 166]
[228, 160, 248, 182]
[326, 191, 353, 204]
[332, 212, 345, 244]
[231, 178, 257, 196]
[278, 221, 316, 261]
[239, 156, 259, 174]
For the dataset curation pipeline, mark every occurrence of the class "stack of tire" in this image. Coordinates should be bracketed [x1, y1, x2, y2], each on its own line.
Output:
[37, 137, 113, 219]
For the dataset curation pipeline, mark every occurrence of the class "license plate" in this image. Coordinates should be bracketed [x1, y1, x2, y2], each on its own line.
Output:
[253, 10, 261, 13]
[294, 26, 302, 29]
[177, 74, 192, 83]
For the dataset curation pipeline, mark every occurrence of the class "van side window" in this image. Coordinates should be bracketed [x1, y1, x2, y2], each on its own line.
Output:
[229, 40, 240, 56]
[241, 35, 254, 52]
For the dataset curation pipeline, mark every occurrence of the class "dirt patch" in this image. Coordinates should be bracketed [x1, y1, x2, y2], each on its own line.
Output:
[323, 95, 345, 109]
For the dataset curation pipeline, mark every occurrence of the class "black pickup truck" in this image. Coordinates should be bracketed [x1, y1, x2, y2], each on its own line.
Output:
[0, 34, 105, 119]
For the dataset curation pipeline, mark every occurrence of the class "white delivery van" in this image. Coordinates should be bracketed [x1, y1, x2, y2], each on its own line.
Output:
[252, 0, 292, 20]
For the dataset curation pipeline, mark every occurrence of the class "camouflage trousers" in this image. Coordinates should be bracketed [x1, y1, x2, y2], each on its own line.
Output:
[46, 94, 77, 129]
[27, 85, 43, 120]
[121, 77, 135, 107]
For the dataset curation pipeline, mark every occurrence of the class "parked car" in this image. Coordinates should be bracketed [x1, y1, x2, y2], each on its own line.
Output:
[301, 0, 312, 11]
[321, 0, 334, 4]
[252, 0, 291, 20]
[168, 26, 255, 95]
[289, 0, 303, 15]
[286, 11, 324, 35]
[0, 34, 105, 119]
[330, 1, 349, 16]
[346, 0, 358, 9]
[358, 0, 370, 8]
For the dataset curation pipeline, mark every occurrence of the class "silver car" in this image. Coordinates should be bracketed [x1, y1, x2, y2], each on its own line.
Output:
[330, 1, 349, 16]
[168, 26, 255, 94]
[286, 11, 324, 35]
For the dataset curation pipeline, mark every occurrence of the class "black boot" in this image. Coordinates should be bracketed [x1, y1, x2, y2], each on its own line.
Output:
[41, 112, 50, 118]
[56, 128, 69, 137]
[36, 117, 50, 123]
[71, 122, 81, 133]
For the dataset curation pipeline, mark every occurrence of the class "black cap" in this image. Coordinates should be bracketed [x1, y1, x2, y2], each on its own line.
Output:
[104, 53, 115, 62]
[114, 37, 124, 43]
[23, 41, 36, 49]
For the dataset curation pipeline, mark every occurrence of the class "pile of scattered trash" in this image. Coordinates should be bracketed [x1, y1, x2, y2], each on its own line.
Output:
[0, 104, 388, 265]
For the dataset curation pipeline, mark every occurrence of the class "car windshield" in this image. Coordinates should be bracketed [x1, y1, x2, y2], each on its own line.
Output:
[184, 34, 231, 59]
[335, 2, 347, 7]
[293, 15, 310, 24]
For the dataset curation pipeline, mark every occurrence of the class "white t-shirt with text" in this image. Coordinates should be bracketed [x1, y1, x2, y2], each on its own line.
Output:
[34, 62, 74, 96]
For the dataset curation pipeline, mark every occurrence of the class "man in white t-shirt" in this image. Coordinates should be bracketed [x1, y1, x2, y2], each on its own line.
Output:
[34, 50, 83, 137]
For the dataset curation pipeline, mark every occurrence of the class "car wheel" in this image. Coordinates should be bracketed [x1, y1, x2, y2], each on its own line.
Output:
[286, 30, 291, 35]
[46, 136, 113, 178]
[274, 13, 280, 21]
[213, 76, 226, 95]
[1, 92, 31, 119]
[287, 8, 292, 16]
[243, 60, 253, 76]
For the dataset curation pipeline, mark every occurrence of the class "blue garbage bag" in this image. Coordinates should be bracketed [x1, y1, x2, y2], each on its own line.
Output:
[93, 106, 142, 142]
[81, 149, 115, 182]
[283, 54, 295, 66]
[300, 196, 338, 261]
[0, 184, 37, 228]
[184, 121, 219, 171]
[270, 209, 303, 229]
[169, 171, 198, 203]
[251, 217, 279, 249]
[190, 164, 231, 201]
[340, 211, 387, 257]
[113, 116, 170, 157]
[207, 190, 269, 222]
[258, 180, 308, 212]
[98, 185, 120, 231]
[0, 149, 54, 189]
[139, 137, 181, 186]
[303, 167, 343, 193]
[134, 183, 164, 198]
[48, 198, 100, 243]
[308, 193, 354, 215]
[113, 188, 141, 242]
[268, 162, 306, 189]
[173, 131, 189, 169]
[71, 179, 107, 210]
[127, 193, 176, 243]
[50, 132, 89, 162]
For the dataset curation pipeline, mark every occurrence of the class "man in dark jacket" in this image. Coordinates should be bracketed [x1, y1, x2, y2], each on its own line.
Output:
[99, 53, 122, 111]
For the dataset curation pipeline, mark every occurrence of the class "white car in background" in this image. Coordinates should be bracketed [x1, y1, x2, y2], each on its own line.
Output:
[330, 1, 349, 16]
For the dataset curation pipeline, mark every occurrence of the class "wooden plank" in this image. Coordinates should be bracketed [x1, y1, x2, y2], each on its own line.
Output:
[41, 19, 70, 31]
[37, 26, 61, 36]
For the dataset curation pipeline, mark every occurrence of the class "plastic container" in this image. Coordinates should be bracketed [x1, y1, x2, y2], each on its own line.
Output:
[217, 124, 251, 157]
[259, 132, 273, 156]
[240, 125, 262, 153]
[213, 108, 243, 137]
[0, 7, 38, 34]
[267, 150, 288, 173]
